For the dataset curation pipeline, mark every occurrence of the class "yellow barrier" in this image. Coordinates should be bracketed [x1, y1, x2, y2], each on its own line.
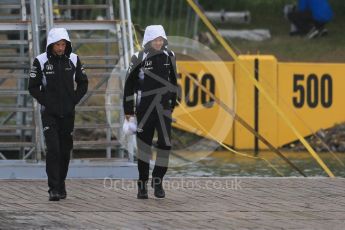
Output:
[278, 63, 345, 146]
[185, 0, 335, 177]
[175, 59, 345, 151]
[234, 55, 279, 149]
[173, 61, 235, 146]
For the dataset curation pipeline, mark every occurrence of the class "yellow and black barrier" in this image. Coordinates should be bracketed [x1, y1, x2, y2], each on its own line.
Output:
[181, 0, 338, 177]
[173, 56, 345, 177]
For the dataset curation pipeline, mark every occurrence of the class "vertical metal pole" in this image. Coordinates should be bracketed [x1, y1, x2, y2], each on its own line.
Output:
[119, 0, 129, 69]
[108, 0, 115, 20]
[106, 90, 112, 159]
[39, 0, 45, 25]
[30, 0, 42, 161]
[125, 0, 134, 56]
[18, 0, 27, 158]
[45, 0, 54, 33]
[116, 23, 124, 69]
[118, 71, 126, 160]
[66, 0, 72, 19]
[120, 0, 136, 161]
[106, 0, 114, 158]
[21, 0, 27, 20]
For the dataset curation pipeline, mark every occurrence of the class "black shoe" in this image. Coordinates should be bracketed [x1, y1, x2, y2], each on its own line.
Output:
[59, 190, 67, 199]
[137, 181, 148, 199]
[49, 190, 60, 201]
[152, 178, 165, 198]
[319, 28, 328, 37]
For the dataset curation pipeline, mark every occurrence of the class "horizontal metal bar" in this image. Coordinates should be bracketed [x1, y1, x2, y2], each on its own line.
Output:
[87, 89, 122, 94]
[54, 21, 118, 31]
[0, 142, 35, 148]
[0, 74, 28, 79]
[0, 107, 33, 112]
[205, 11, 251, 24]
[55, 4, 109, 10]
[83, 64, 116, 69]
[0, 53, 25, 57]
[74, 123, 121, 129]
[73, 140, 121, 148]
[73, 38, 118, 43]
[0, 15, 22, 20]
[0, 125, 34, 131]
[75, 105, 121, 112]
[82, 55, 119, 60]
[0, 22, 29, 31]
[0, 40, 28, 45]
[0, 64, 29, 69]
[0, 5, 21, 9]
[0, 57, 29, 62]
[0, 90, 29, 95]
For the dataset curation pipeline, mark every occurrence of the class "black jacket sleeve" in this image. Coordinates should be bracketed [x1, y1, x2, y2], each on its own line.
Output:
[169, 52, 178, 109]
[28, 58, 46, 106]
[123, 54, 140, 115]
[74, 56, 88, 105]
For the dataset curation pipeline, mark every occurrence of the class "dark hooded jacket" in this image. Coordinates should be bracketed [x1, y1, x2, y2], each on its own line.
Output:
[123, 25, 178, 115]
[28, 28, 88, 117]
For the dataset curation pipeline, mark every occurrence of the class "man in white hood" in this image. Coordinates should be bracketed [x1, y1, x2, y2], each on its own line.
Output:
[28, 28, 88, 201]
[123, 25, 178, 199]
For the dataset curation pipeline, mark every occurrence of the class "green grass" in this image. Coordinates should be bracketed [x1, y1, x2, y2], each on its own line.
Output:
[201, 0, 345, 62]
[131, 0, 345, 63]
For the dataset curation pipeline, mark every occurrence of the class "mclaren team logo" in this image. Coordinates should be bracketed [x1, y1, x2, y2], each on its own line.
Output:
[46, 64, 53, 71]
[45, 64, 55, 75]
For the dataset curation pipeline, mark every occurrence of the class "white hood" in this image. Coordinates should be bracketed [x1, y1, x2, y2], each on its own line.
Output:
[142, 25, 167, 48]
[46, 27, 72, 54]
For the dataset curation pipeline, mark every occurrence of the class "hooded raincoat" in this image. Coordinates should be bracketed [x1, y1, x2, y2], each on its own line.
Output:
[28, 27, 88, 117]
[123, 25, 178, 115]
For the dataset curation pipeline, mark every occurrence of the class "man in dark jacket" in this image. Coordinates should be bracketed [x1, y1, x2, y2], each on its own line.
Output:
[28, 28, 88, 201]
[287, 0, 333, 38]
[123, 25, 178, 199]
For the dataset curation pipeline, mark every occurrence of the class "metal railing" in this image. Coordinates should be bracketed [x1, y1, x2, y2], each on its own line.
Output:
[0, 0, 135, 162]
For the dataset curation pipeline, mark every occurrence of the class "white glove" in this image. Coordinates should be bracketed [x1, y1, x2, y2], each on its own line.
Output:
[122, 116, 137, 135]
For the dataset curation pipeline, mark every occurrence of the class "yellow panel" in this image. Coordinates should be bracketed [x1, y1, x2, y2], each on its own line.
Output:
[234, 55, 278, 150]
[173, 58, 345, 149]
[234, 56, 255, 149]
[258, 56, 278, 148]
[278, 63, 345, 146]
[173, 61, 235, 146]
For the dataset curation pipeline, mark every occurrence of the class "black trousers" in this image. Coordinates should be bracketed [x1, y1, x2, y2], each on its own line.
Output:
[136, 109, 172, 182]
[288, 10, 325, 34]
[41, 112, 74, 192]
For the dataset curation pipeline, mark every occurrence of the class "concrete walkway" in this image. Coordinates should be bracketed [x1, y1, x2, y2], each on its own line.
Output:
[0, 177, 344, 229]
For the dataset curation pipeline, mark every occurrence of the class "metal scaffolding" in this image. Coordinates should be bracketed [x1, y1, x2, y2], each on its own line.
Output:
[0, 0, 135, 162]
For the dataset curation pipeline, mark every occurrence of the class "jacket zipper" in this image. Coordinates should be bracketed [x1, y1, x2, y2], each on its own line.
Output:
[58, 58, 63, 117]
